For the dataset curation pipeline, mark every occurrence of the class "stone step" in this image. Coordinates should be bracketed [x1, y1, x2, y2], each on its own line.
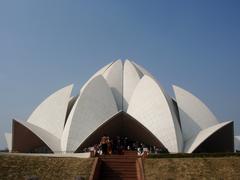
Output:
[102, 167, 136, 171]
[100, 176, 137, 179]
[100, 174, 137, 178]
[101, 158, 137, 162]
[102, 166, 136, 170]
[102, 171, 136, 175]
[102, 161, 135, 164]
[99, 154, 138, 179]
[100, 156, 139, 159]
[102, 165, 136, 169]
[101, 168, 137, 173]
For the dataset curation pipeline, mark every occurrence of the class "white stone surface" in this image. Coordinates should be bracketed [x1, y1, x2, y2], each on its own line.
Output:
[4, 133, 12, 152]
[173, 85, 219, 142]
[127, 75, 182, 152]
[80, 62, 113, 94]
[123, 60, 141, 111]
[184, 121, 232, 153]
[131, 61, 154, 78]
[61, 75, 118, 152]
[66, 97, 76, 117]
[5, 60, 234, 154]
[165, 94, 183, 152]
[15, 120, 61, 153]
[103, 60, 123, 111]
[27, 84, 73, 138]
[235, 136, 240, 151]
[131, 61, 183, 150]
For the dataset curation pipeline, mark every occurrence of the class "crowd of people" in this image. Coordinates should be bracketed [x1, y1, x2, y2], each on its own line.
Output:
[85, 135, 168, 156]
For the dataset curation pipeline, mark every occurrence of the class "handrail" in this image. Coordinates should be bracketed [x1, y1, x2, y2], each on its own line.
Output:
[136, 157, 145, 180]
[89, 157, 101, 180]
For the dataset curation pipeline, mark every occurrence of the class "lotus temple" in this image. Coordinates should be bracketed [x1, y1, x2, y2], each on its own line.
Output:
[4, 60, 240, 153]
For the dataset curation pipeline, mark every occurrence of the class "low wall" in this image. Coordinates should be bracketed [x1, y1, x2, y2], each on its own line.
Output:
[0, 152, 91, 158]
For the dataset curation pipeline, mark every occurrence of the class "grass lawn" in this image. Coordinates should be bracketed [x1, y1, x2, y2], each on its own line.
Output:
[0, 154, 94, 180]
[144, 156, 240, 180]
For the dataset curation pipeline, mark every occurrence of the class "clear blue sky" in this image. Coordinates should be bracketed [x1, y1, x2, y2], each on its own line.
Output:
[0, 0, 240, 149]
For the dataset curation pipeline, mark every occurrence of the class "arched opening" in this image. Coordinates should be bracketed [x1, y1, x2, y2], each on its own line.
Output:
[12, 120, 53, 153]
[75, 111, 168, 153]
[193, 122, 234, 153]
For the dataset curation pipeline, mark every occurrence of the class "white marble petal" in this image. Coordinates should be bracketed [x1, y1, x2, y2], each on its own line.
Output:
[235, 136, 240, 152]
[27, 84, 73, 138]
[80, 62, 113, 94]
[127, 75, 182, 152]
[131, 61, 154, 78]
[103, 60, 123, 111]
[165, 94, 183, 152]
[184, 121, 232, 153]
[173, 85, 219, 142]
[4, 133, 12, 152]
[123, 60, 141, 111]
[61, 75, 118, 152]
[15, 120, 61, 153]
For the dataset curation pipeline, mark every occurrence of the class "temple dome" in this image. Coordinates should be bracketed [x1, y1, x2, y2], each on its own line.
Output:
[5, 60, 235, 153]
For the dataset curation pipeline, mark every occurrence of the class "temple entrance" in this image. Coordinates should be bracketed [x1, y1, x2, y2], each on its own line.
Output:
[75, 111, 168, 154]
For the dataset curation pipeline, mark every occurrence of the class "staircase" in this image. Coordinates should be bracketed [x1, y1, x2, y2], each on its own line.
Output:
[99, 151, 139, 180]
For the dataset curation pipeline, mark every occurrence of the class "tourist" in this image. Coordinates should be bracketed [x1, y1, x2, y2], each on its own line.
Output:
[100, 134, 108, 155]
[107, 138, 113, 155]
